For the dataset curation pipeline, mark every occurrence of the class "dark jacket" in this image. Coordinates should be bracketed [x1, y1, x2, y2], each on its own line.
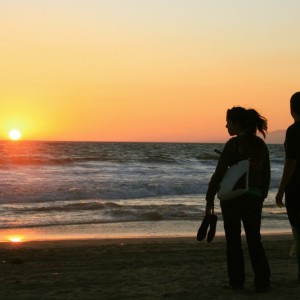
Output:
[285, 121, 300, 189]
[206, 135, 270, 204]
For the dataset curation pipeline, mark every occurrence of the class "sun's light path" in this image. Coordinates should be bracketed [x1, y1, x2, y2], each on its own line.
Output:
[9, 129, 22, 141]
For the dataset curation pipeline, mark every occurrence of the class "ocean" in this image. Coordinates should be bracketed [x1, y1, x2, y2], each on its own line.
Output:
[0, 141, 290, 241]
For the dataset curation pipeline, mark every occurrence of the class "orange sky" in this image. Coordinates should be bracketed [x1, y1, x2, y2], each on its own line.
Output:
[1, 1, 299, 142]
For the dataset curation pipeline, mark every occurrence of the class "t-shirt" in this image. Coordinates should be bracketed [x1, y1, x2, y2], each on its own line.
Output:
[285, 121, 300, 187]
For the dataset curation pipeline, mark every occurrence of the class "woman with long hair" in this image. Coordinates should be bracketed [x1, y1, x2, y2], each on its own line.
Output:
[205, 106, 271, 293]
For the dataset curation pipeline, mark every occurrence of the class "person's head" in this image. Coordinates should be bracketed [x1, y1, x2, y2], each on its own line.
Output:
[290, 92, 300, 120]
[226, 106, 268, 138]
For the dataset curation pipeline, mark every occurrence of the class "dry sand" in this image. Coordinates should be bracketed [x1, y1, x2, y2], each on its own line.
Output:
[0, 234, 299, 299]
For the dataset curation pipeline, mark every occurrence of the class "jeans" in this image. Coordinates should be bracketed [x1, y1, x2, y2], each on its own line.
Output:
[285, 186, 300, 278]
[292, 227, 300, 255]
[221, 194, 271, 288]
[292, 227, 300, 278]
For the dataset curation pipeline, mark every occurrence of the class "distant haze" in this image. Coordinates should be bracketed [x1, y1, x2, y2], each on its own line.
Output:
[266, 130, 285, 144]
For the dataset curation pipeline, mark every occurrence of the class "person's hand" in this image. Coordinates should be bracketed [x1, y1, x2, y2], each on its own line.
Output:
[275, 190, 285, 208]
[205, 202, 214, 215]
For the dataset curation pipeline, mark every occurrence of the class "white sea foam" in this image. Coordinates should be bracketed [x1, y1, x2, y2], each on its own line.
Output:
[0, 141, 287, 234]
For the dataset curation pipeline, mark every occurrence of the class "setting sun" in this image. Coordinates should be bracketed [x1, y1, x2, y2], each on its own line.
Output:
[9, 129, 22, 141]
[8, 236, 23, 243]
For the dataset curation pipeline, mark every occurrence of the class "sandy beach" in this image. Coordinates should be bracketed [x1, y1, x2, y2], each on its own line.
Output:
[0, 233, 299, 300]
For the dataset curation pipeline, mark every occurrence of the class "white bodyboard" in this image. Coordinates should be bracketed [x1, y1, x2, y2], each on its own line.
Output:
[217, 159, 249, 201]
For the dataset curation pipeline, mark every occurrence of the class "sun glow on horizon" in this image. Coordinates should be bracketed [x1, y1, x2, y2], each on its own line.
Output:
[8, 236, 23, 243]
[9, 129, 22, 141]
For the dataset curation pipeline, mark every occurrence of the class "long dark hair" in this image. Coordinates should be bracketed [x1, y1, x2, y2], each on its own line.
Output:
[227, 106, 268, 138]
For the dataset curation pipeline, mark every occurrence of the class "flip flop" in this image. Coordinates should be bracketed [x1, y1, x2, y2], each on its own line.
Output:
[207, 214, 218, 243]
[197, 214, 211, 241]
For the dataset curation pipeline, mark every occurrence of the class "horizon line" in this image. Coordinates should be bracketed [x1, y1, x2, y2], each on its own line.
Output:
[0, 139, 283, 144]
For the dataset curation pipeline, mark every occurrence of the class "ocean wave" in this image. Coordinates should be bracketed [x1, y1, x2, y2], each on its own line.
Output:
[0, 142, 284, 206]
[0, 141, 282, 168]
[195, 153, 220, 160]
[0, 195, 289, 230]
[0, 176, 210, 204]
[9, 201, 198, 214]
[0, 155, 183, 167]
[0, 157, 74, 166]
[11, 201, 123, 213]
[0, 200, 203, 229]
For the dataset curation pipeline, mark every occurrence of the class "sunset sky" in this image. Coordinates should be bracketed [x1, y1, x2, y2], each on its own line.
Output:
[1, 0, 299, 142]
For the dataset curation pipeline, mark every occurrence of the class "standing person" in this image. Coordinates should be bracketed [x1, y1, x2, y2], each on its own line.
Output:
[276, 92, 300, 283]
[205, 106, 271, 293]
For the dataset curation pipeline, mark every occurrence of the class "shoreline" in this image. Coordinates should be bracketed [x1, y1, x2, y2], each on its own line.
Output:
[0, 218, 292, 243]
[0, 231, 294, 247]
